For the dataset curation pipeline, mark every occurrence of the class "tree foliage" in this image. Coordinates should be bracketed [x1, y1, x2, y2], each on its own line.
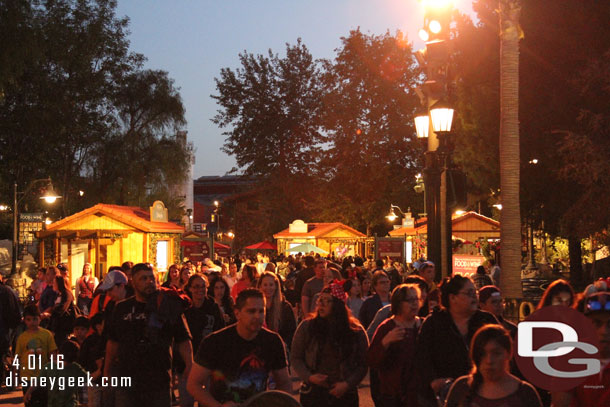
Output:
[0, 0, 192, 225]
[315, 30, 422, 235]
[213, 31, 423, 240]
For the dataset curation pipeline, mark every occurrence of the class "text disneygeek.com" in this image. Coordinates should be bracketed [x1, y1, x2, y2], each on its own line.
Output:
[5, 373, 132, 391]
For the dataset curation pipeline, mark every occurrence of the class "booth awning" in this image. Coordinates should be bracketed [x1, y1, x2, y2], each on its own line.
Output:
[245, 241, 277, 250]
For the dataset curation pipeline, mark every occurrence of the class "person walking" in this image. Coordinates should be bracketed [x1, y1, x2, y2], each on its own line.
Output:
[367, 284, 423, 407]
[104, 263, 193, 407]
[415, 275, 497, 407]
[444, 324, 541, 407]
[187, 288, 292, 406]
[257, 272, 296, 348]
[179, 274, 225, 407]
[291, 283, 368, 407]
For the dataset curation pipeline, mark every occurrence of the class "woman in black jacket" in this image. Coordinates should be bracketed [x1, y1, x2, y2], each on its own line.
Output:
[257, 272, 296, 348]
[291, 284, 368, 407]
[414, 275, 498, 407]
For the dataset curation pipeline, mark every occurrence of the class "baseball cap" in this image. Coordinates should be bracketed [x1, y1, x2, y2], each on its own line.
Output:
[478, 285, 501, 304]
[98, 270, 128, 291]
[418, 261, 435, 272]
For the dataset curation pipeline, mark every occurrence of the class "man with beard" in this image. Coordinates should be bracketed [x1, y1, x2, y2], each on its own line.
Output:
[104, 263, 193, 407]
[188, 288, 291, 406]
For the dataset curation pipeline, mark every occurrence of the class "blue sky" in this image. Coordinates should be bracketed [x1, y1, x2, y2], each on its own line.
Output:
[115, 1, 475, 177]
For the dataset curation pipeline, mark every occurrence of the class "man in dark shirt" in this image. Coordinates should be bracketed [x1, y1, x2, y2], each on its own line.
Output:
[104, 263, 193, 407]
[188, 288, 291, 406]
[294, 256, 315, 304]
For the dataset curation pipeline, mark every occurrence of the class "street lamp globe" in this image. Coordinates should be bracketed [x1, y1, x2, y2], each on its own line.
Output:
[414, 111, 430, 139]
[41, 184, 61, 204]
[429, 20, 442, 34]
[430, 99, 454, 133]
[418, 28, 430, 42]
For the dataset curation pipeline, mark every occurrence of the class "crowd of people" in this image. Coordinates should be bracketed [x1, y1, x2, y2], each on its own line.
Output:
[0, 252, 609, 407]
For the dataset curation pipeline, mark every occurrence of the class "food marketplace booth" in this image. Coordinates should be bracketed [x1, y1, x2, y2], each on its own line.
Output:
[274, 219, 366, 257]
[181, 231, 232, 261]
[389, 211, 501, 276]
[36, 202, 183, 289]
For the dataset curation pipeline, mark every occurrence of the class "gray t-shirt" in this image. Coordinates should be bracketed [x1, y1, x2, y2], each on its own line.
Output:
[302, 277, 324, 312]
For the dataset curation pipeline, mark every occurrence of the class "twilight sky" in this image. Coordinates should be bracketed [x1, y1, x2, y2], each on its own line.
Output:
[116, 0, 475, 177]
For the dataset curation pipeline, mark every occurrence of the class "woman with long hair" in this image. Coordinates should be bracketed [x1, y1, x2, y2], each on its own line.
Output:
[344, 278, 363, 319]
[368, 284, 423, 407]
[75, 263, 98, 315]
[415, 275, 498, 407]
[230, 263, 257, 299]
[291, 284, 368, 407]
[178, 266, 192, 289]
[445, 324, 541, 407]
[209, 275, 236, 325]
[257, 272, 296, 348]
[537, 279, 575, 309]
[49, 275, 76, 348]
[178, 274, 225, 407]
[162, 264, 181, 289]
[359, 272, 372, 298]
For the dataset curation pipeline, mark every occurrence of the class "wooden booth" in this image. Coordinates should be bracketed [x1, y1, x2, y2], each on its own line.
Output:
[390, 211, 501, 274]
[37, 202, 183, 289]
[274, 219, 366, 257]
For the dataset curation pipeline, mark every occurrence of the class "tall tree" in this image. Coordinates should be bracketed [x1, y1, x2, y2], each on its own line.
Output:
[315, 30, 422, 235]
[88, 69, 191, 208]
[0, 0, 191, 225]
[498, 0, 523, 298]
[212, 40, 324, 238]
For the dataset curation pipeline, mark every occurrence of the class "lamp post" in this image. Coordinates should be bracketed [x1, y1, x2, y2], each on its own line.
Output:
[414, 0, 455, 280]
[213, 200, 221, 236]
[386, 204, 410, 223]
[11, 178, 61, 277]
[430, 99, 455, 278]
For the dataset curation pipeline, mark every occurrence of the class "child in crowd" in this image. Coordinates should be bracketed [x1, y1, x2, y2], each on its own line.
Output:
[68, 316, 90, 347]
[79, 313, 106, 407]
[15, 304, 57, 407]
[25, 340, 87, 407]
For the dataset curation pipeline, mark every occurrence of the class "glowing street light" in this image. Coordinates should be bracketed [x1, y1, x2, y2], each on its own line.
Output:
[429, 20, 442, 34]
[42, 184, 61, 204]
[418, 28, 430, 42]
[414, 110, 430, 139]
[429, 98, 455, 133]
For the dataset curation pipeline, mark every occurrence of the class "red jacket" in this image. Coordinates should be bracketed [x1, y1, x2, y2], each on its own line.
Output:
[367, 317, 420, 404]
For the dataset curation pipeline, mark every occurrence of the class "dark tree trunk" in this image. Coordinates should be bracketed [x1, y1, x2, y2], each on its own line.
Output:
[568, 236, 583, 285]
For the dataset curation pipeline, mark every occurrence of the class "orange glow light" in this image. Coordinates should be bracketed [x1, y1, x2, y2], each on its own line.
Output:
[429, 20, 442, 34]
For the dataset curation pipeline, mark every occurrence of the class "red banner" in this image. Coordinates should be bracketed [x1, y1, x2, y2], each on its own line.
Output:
[182, 242, 209, 261]
[376, 238, 404, 262]
[453, 255, 485, 277]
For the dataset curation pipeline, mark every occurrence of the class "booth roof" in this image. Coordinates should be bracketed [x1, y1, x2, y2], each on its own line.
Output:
[273, 222, 365, 239]
[46, 203, 184, 233]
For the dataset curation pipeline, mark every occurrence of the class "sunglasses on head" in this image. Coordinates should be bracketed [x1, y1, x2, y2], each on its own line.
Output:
[586, 294, 610, 311]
